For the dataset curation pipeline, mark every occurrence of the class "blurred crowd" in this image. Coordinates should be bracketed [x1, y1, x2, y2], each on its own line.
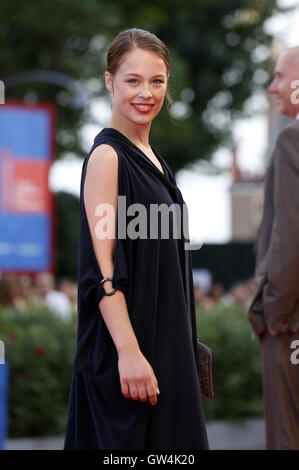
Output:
[0, 270, 254, 318]
[0, 272, 77, 321]
[194, 278, 255, 310]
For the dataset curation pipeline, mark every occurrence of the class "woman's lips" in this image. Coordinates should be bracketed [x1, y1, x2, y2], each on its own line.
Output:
[132, 103, 154, 113]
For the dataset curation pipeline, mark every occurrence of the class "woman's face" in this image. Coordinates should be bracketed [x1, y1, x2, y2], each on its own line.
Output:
[105, 48, 168, 126]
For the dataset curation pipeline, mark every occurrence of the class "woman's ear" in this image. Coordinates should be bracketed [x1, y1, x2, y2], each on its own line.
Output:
[105, 71, 114, 93]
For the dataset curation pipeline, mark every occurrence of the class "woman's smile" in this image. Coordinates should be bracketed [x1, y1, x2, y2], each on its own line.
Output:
[131, 103, 155, 113]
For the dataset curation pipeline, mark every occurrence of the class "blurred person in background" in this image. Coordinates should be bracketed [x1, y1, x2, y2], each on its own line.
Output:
[0, 275, 15, 308]
[192, 268, 216, 310]
[12, 275, 33, 311]
[248, 47, 299, 450]
[209, 282, 225, 304]
[33, 271, 72, 321]
[57, 276, 78, 316]
[193, 284, 215, 310]
[226, 280, 253, 307]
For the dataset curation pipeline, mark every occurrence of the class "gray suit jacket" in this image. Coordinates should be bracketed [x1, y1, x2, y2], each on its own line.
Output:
[248, 120, 299, 337]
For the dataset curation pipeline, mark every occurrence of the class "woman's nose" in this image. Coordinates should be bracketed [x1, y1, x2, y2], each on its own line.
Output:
[138, 83, 152, 98]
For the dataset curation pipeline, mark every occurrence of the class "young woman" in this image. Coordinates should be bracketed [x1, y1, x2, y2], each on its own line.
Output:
[64, 27, 209, 450]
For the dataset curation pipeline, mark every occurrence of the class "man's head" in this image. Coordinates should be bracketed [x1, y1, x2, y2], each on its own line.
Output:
[268, 46, 299, 119]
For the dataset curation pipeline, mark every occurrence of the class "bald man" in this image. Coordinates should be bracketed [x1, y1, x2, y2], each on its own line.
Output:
[248, 47, 299, 450]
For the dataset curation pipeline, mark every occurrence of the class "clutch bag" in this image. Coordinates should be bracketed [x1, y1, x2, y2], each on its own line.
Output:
[197, 338, 215, 399]
[183, 246, 215, 399]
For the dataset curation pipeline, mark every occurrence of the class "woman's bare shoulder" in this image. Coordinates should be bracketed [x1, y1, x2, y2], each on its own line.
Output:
[88, 143, 118, 170]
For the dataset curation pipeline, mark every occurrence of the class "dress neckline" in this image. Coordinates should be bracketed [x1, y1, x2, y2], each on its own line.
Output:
[102, 127, 166, 177]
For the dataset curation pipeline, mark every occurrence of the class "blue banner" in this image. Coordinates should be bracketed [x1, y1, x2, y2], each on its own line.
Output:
[0, 102, 55, 272]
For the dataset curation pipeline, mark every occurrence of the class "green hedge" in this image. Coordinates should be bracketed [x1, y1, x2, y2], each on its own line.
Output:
[0, 304, 76, 438]
[0, 302, 263, 437]
[196, 303, 263, 421]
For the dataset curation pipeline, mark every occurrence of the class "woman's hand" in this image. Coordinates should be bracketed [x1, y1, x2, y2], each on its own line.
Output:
[118, 345, 160, 405]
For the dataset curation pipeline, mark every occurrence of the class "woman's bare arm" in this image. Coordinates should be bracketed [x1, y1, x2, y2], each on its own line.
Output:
[83, 144, 160, 405]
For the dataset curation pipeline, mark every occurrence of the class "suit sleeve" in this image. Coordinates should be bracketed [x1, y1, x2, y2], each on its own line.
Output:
[263, 125, 299, 331]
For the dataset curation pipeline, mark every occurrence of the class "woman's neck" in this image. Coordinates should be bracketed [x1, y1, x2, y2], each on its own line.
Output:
[107, 117, 152, 149]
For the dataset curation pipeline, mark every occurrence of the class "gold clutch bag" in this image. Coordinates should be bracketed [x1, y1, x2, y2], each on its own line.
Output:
[197, 338, 215, 399]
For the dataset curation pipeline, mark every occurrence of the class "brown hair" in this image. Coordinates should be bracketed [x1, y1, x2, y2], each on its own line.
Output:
[106, 28, 173, 106]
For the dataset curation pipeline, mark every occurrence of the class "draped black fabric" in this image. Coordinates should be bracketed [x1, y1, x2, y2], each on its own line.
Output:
[63, 127, 209, 450]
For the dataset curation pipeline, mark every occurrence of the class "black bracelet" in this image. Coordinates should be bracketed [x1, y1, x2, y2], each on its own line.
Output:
[100, 277, 118, 296]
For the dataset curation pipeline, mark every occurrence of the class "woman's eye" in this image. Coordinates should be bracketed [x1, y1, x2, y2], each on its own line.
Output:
[127, 79, 164, 84]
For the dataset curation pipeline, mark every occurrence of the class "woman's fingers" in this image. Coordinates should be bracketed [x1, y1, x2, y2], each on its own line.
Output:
[119, 357, 160, 403]
[152, 371, 160, 395]
[129, 383, 139, 400]
[121, 381, 130, 399]
[123, 379, 159, 405]
[146, 381, 158, 405]
[129, 381, 157, 404]
[137, 383, 148, 402]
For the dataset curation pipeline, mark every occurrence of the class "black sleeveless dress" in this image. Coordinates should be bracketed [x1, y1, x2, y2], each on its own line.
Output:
[63, 127, 209, 450]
